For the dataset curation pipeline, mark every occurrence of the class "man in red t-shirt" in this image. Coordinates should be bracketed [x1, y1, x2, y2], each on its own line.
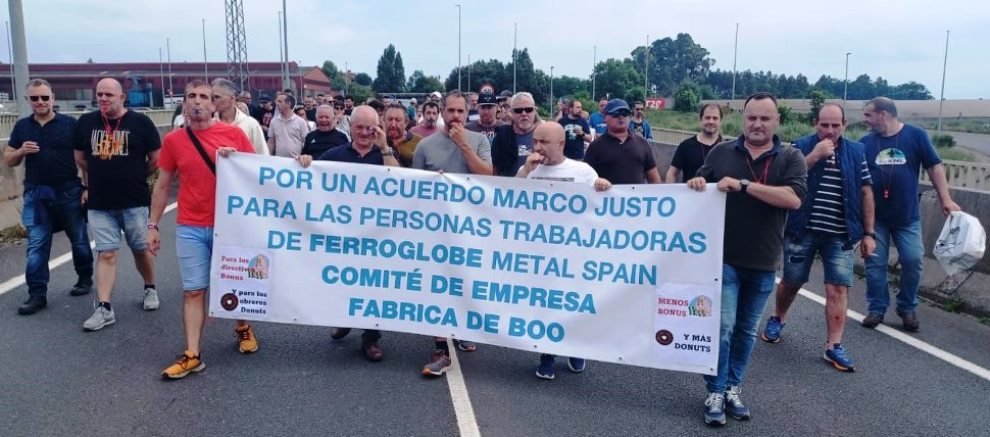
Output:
[149, 79, 257, 379]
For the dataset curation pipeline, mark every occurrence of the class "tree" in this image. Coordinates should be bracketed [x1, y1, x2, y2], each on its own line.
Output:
[673, 82, 701, 112]
[807, 88, 829, 123]
[372, 44, 406, 93]
[407, 70, 445, 94]
[592, 58, 643, 102]
[631, 33, 715, 96]
[890, 81, 934, 100]
[552, 76, 589, 100]
[320, 60, 347, 90]
[354, 73, 373, 87]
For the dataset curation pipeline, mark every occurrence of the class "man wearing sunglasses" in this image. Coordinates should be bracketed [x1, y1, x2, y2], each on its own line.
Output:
[73, 78, 162, 331]
[584, 98, 662, 184]
[628, 101, 653, 140]
[5, 79, 94, 315]
[491, 92, 540, 177]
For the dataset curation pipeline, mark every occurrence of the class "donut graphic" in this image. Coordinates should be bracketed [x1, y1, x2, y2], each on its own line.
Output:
[655, 329, 673, 346]
[220, 292, 239, 311]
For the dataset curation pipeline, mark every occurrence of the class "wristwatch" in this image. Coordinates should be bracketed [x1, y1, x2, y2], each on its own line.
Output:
[739, 179, 751, 194]
[147, 223, 159, 231]
[864, 231, 877, 239]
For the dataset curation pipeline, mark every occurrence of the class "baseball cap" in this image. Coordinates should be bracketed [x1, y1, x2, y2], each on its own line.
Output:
[478, 92, 497, 106]
[259, 94, 271, 103]
[430, 91, 442, 99]
[604, 98, 631, 116]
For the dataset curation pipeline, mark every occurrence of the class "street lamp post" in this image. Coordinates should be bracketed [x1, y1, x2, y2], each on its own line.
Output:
[513, 22, 517, 93]
[844, 52, 851, 110]
[644, 34, 649, 99]
[202, 19, 208, 80]
[937, 30, 950, 134]
[731, 23, 738, 102]
[159, 47, 165, 107]
[456, 4, 462, 91]
[166, 37, 173, 100]
[467, 54, 471, 92]
[592, 45, 596, 100]
[549, 66, 554, 115]
[282, 0, 290, 92]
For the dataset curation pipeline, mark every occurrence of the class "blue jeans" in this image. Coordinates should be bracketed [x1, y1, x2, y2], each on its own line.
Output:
[703, 264, 776, 393]
[176, 225, 214, 291]
[865, 219, 923, 315]
[781, 233, 854, 287]
[21, 183, 94, 298]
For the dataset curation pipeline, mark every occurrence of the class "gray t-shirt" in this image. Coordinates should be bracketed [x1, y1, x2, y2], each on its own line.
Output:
[412, 129, 492, 174]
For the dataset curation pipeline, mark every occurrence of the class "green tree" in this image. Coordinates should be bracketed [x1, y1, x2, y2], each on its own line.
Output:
[632, 33, 715, 96]
[592, 58, 643, 102]
[673, 81, 701, 112]
[890, 81, 934, 100]
[807, 88, 829, 124]
[407, 70, 445, 94]
[372, 44, 406, 93]
[354, 73, 373, 87]
[552, 76, 590, 101]
[320, 60, 347, 90]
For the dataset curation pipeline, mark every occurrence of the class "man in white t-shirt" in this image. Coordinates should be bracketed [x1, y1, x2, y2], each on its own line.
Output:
[518, 121, 611, 190]
[516, 121, 612, 380]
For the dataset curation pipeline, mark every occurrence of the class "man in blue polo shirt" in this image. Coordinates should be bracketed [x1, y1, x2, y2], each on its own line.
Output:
[859, 97, 959, 332]
[4, 78, 94, 315]
[297, 105, 398, 362]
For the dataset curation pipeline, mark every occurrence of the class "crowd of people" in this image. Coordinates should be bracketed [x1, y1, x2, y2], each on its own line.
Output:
[3, 75, 960, 426]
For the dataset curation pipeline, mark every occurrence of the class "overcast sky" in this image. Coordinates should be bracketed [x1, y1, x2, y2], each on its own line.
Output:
[6, 0, 989, 98]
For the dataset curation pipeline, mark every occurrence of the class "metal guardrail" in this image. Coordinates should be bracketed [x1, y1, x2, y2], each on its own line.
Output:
[651, 128, 990, 192]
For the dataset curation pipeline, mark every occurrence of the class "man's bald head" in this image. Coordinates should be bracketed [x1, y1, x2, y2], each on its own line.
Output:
[96, 78, 126, 117]
[97, 78, 124, 94]
[350, 105, 380, 149]
[532, 122, 567, 164]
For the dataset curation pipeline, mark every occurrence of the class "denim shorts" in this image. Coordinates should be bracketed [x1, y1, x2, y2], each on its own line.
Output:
[781, 232, 854, 287]
[176, 225, 214, 291]
[88, 207, 149, 252]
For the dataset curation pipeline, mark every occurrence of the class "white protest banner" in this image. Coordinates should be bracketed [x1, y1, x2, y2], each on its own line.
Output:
[209, 153, 725, 375]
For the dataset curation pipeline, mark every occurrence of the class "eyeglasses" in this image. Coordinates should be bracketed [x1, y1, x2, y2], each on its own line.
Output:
[512, 107, 535, 114]
[634, 107, 644, 111]
[28, 95, 52, 102]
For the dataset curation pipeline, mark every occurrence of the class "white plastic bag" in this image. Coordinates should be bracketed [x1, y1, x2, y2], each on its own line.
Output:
[933, 211, 987, 276]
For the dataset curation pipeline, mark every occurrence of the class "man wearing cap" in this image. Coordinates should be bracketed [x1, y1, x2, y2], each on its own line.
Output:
[686, 92, 807, 426]
[466, 92, 504, 142]
[583, 98, 662, 184]
[491, 92, 541, 177]
[558, 98, 593, 160]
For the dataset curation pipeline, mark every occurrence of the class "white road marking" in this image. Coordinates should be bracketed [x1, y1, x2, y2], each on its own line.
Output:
[0, 203, 178, 297]
[792, 282, 990, 382]
[446, 339, 482, 437]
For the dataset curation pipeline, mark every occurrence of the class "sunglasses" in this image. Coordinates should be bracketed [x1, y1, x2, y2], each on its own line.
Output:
[28, 95, 52, 102]
[512, 107, 535, 114]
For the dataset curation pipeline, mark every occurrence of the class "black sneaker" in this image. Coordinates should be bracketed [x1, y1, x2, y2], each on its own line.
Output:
[70, 280, 92, 296]
[861, 313, 884, 329]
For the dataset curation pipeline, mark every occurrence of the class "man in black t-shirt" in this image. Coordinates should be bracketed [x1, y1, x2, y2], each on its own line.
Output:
[583, 99, 662, 184]
[301, 105, 350, 158]
[73, 78, 161, 332]
[667, 103, 724, 183]
[5, 78, 94, 315]
[558, 99, 593, 160]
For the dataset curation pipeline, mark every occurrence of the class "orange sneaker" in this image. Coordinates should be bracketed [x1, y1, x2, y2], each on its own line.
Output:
[162, 351, 205, 379]
[236, 324, 259, 353]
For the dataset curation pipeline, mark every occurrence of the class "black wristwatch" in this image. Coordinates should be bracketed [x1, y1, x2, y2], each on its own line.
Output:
[864, 231, 877, 239]
[739, 179, 751, 194]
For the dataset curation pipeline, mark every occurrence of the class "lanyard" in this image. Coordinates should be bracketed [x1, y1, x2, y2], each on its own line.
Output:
[746, 154, 774, 184]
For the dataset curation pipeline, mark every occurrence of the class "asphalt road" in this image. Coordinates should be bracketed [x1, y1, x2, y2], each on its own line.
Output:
[934, 130, 990, 159]
[2, 209, 989, 437]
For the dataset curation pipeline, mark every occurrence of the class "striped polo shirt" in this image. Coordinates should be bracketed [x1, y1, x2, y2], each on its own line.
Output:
[807, 157, 871, 235]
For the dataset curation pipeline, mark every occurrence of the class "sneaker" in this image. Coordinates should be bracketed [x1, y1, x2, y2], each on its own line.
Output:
[235, 324, 259, 353]
[362, 341, 384, 362]
[142, 287, 160, 311]
[330, 327, 352, 340]
[17, 296, 47, 315]
[567, 357, 586, 373]
[536, 354, 556, 380]
[456, 340, 477, 352]
[423, 350, 452, 376]
[83, 304, 116, 331]
[824, 343, 856, 372]
[704, 392, 726, 426]
[70, 280, 92, 296]
[724, 385, 751, 420]
[861, 313, 884, 329]
[161, 351, 205, 379]
[896, 309, 920, 332]
[761, 316, 784, 343]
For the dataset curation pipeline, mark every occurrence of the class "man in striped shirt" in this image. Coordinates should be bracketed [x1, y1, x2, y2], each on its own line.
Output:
[760, 103, 876, 372]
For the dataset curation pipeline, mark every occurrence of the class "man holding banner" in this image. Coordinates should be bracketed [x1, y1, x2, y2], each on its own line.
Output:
[149, 80, 259, 379]
[298, 105, 399, 362]
[518, 121, 612, 380]
[687, 92, 807, 426]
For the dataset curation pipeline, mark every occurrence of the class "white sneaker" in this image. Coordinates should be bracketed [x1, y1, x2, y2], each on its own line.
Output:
[143, 287, 160, 311]
[83, 305, 116, 331]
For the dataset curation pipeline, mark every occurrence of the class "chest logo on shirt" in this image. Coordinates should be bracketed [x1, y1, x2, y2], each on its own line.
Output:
[90, 129, 130, 160]
[518, 144, 532, 157]
[876, 148, 906, 166]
